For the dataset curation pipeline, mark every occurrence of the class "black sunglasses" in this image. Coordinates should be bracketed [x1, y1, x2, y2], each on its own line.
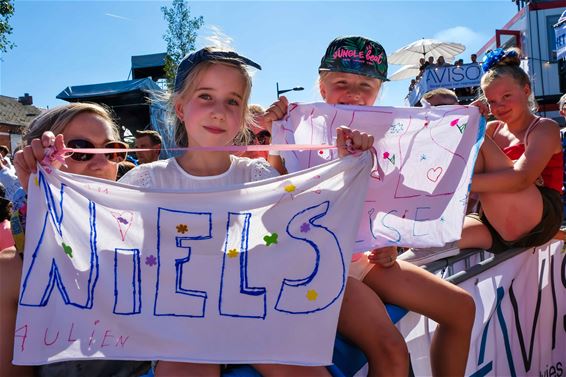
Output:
[67, 139, 128, 163]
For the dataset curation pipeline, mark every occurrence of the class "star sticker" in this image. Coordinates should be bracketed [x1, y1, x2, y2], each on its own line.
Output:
[284, 184, 296, 193]
[300, 223, 311, 233]
[145, 255, 157, 267]
[176, 224, 188, 234]
[440, 217, 446, 223]
[227, 248, 239, 258]
[306, 289, 318, 301]
[420, 154, 427, 161]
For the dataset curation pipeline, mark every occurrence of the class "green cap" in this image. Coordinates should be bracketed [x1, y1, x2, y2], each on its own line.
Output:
[319, 36, 389, 81]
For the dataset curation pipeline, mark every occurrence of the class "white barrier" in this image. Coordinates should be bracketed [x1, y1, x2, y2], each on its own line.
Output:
[397, 241, 566, 377]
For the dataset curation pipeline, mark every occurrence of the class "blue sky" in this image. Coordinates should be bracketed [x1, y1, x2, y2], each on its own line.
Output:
[1, 1, 519, 110]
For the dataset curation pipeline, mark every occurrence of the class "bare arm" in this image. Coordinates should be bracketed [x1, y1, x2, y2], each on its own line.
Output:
[472, 119, 561, 193]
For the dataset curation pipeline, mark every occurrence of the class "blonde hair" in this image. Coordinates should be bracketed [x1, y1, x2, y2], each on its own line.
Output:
[171, 54, 254, 147]
[422, 88, 458, 105]
[480, 47, 537, 112]
[23, 102, 120, 145]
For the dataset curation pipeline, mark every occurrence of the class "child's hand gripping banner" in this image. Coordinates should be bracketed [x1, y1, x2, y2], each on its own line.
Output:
[13, 153, 372, 365]
[272, 102, 485, 250]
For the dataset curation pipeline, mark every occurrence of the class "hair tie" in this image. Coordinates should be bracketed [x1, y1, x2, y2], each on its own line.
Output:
[482, 48, 518, 72]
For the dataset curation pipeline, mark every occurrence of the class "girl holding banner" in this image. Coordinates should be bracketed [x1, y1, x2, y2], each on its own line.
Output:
[120, 46, 375, 376]
[401, 48, 563, 263]
[1, 103, 149, 377]
[264, 36, 475, 377]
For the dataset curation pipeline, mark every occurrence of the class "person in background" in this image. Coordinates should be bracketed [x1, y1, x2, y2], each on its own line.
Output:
[0, 183, 14, 252]
[427, 56, 435, 66]
[117, 160, 137, 180]
[421, 88, 459, 106]
[401, 47, 563, 265]
[436, 55, 451, 67]
[0, 145, 9, 158]
[471, 53, 478, 64]
[409, 78, 417, 92]
[0, 146, 20, 202]
[235, 103, 271, 159]
[134, 129, 162, 164]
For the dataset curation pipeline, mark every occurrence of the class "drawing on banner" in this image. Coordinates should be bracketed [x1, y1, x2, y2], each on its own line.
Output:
[14, 152, 371, 366]
[272, 102, 485, 249]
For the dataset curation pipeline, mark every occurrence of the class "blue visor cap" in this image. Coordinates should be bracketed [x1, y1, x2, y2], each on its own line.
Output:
[174, 48, 262, 92]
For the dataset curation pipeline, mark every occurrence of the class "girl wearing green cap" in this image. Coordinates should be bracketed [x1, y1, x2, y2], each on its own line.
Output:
[265, 36, 475, 377]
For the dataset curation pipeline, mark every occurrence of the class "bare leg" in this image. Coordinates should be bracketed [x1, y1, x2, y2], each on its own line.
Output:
[253, 364, 330, 377]
[473, 137, 543, 241]
[363, 262, 475, 377]
[155, 361, 220, 377]
[458, 216, 493, 250]
[0, 249, 34, 377]
[338, 277, 409, 377]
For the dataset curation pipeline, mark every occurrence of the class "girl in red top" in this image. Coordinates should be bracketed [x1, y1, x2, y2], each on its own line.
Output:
[462, 47, 563, 253]
[405, 47, 562, 263]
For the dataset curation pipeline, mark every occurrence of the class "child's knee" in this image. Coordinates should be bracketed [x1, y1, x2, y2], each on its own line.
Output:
[452, 290, 476, 329]
[370, 329, 409, 364]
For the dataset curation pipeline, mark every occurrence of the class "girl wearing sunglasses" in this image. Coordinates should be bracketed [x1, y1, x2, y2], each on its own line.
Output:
[1, 103, 149, 377]
[13, 103, 127, 188]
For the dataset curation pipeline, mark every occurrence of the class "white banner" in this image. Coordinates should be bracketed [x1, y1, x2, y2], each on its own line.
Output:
[272, 102, 484, 249]
[423, 63, 483, 91]
[13, 153, 372, 365]
[397, 241, 566, 377]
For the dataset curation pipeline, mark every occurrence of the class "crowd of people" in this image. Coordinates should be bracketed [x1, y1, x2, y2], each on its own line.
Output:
[0, 35, 564, 377]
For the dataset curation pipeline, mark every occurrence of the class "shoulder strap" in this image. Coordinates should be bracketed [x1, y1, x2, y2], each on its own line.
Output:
[524, 116, 542, 147]
[490, 121, 505, 138]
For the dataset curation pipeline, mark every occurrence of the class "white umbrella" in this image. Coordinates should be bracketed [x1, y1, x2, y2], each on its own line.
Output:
[389, 38, 466, 65]
[389, 64, 420, 81]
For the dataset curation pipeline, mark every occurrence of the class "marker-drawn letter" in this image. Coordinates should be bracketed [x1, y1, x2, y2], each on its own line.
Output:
[219, 212, 266, 319]
[275, 201, 346, 314]
[154, 208, 211, 317]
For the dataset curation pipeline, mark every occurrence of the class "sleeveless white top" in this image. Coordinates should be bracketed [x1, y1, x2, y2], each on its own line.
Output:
[119, 155, 279, 189]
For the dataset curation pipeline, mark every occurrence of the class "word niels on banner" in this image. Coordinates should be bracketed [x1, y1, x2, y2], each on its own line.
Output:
[272, 102, 484, 249]
[13, 153, 372, 365]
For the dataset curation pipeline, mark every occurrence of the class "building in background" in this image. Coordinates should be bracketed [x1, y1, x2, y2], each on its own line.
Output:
[0, 93, 42, 152]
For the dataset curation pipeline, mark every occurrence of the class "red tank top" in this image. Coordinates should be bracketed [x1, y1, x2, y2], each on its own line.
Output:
[495, 117, 563, 194]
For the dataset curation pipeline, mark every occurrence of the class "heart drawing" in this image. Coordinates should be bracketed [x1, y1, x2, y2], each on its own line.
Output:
[111, 211, 134, 241]
[427, 167, 443, 182]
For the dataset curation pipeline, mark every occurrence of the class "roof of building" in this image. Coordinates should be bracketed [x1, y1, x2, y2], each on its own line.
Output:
[0, 95, 43, 128]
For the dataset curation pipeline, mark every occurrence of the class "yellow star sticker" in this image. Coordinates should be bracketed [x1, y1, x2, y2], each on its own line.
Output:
[306, 289, 318, 301]
[227, 248, 239, 258]
[284, 184, 296, 193]
[34, 176, 39, 186]
[176, 224, 188, 234]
